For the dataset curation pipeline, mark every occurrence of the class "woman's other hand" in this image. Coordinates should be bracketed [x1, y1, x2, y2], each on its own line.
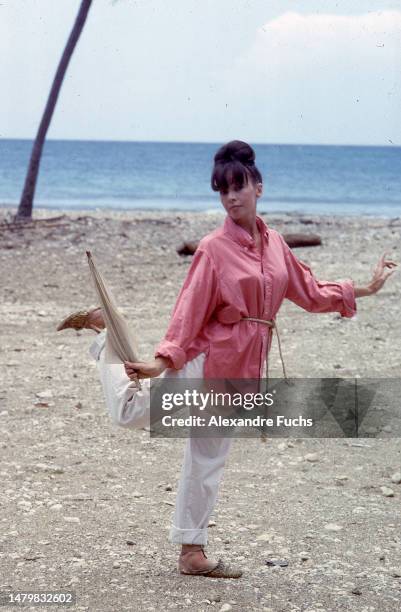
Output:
[124, 356, 172, 381]
[367, 252, 397, 295]
[354, 253, 397, 298]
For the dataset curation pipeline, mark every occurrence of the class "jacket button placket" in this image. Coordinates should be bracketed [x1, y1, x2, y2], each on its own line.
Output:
[262, 271, 273, 380]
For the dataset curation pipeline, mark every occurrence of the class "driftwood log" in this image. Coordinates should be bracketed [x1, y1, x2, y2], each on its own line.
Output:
[177, 233, 321, 256]
[0, 215, 69, 232]
[282, 233, 322, 248]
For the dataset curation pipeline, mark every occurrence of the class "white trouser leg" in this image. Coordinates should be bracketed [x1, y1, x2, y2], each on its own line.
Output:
[170, 436, 233, 545]
[89, 330, 150, 429]
[90, 331, 233, 545]
[89, 330, 211, 429]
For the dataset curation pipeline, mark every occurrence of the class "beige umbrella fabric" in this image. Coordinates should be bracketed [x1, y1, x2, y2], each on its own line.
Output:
[86, 251, 141, 385]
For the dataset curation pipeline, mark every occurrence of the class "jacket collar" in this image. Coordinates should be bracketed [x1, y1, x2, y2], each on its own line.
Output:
[223, 214, 269, 247]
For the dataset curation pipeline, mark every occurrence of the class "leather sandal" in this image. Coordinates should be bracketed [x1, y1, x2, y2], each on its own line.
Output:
[178, 546, 243, 579]
[56, 307, 103, 333]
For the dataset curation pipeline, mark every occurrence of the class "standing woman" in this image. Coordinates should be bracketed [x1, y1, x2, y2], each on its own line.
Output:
[58, 140, 396, 579]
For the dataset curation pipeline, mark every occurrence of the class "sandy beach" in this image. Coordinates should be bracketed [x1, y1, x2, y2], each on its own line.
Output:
[1, 207, 400, 611]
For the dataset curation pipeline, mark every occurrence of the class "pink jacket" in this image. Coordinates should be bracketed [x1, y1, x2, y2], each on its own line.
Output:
[155, 215, 356, 379]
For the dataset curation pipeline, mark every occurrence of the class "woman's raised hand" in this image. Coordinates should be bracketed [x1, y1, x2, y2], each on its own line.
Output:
[368, 252, 397, 295]
[124, 357, 171, 381]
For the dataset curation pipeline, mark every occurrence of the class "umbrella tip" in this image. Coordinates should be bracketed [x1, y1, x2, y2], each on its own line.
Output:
[86, 250, 91, 260]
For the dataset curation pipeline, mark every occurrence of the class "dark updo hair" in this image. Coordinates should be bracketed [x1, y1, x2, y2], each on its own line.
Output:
[211, 140, 262, 192]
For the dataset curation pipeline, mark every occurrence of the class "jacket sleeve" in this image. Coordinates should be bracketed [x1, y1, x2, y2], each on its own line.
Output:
[282, 238, 356, 318]
[155, 248, 220, 369]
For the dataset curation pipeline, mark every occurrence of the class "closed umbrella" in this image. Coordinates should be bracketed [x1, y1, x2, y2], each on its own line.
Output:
[86, 251, 141, 387]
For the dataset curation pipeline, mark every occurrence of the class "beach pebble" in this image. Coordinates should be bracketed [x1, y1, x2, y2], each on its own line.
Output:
[164, 484, 173, 491]
[352, 506, 366, 514]
[380, 486, 394, 497]
[351, 586, 362, 595]
[304, 453, 319, 463]
[208, 520, 217, 527]
[390, 568, 401, 577]
[208, 593, 221, 602]
[35, 390, 53, 399]
[298, 551, 310, 561]
[390, 472, 401, 484]
[257, 533, 273, 542]
[324, 523, 343, 532]
[219, 605, 232, 612]
[34, 463, 64, 474]
[49, 504, 62, 511]
[112, 561, 121, 569]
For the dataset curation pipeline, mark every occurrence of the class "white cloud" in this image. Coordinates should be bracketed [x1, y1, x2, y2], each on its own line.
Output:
[1, 3, 400, 144]
[253, 11, 400, 66]
[222, 11, 401, 144]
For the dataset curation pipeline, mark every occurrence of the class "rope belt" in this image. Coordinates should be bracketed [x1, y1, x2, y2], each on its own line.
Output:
[241, 317, 288, 444]
[240, 317, 288, 381]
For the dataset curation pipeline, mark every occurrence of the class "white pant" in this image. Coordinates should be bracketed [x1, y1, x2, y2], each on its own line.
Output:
[89, 331, 232, 544]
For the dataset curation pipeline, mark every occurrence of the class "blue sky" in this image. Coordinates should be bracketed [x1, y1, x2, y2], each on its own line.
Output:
[1, 0, 401, 145]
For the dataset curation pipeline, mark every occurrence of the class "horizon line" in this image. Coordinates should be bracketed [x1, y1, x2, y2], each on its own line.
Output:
[0, 137, 399, 149]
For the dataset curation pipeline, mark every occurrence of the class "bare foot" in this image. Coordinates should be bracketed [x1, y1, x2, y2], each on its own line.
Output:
[178, 545, 218, 573]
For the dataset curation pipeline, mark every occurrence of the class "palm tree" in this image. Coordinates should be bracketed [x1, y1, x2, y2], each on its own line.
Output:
[16, 0, 93, 220]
